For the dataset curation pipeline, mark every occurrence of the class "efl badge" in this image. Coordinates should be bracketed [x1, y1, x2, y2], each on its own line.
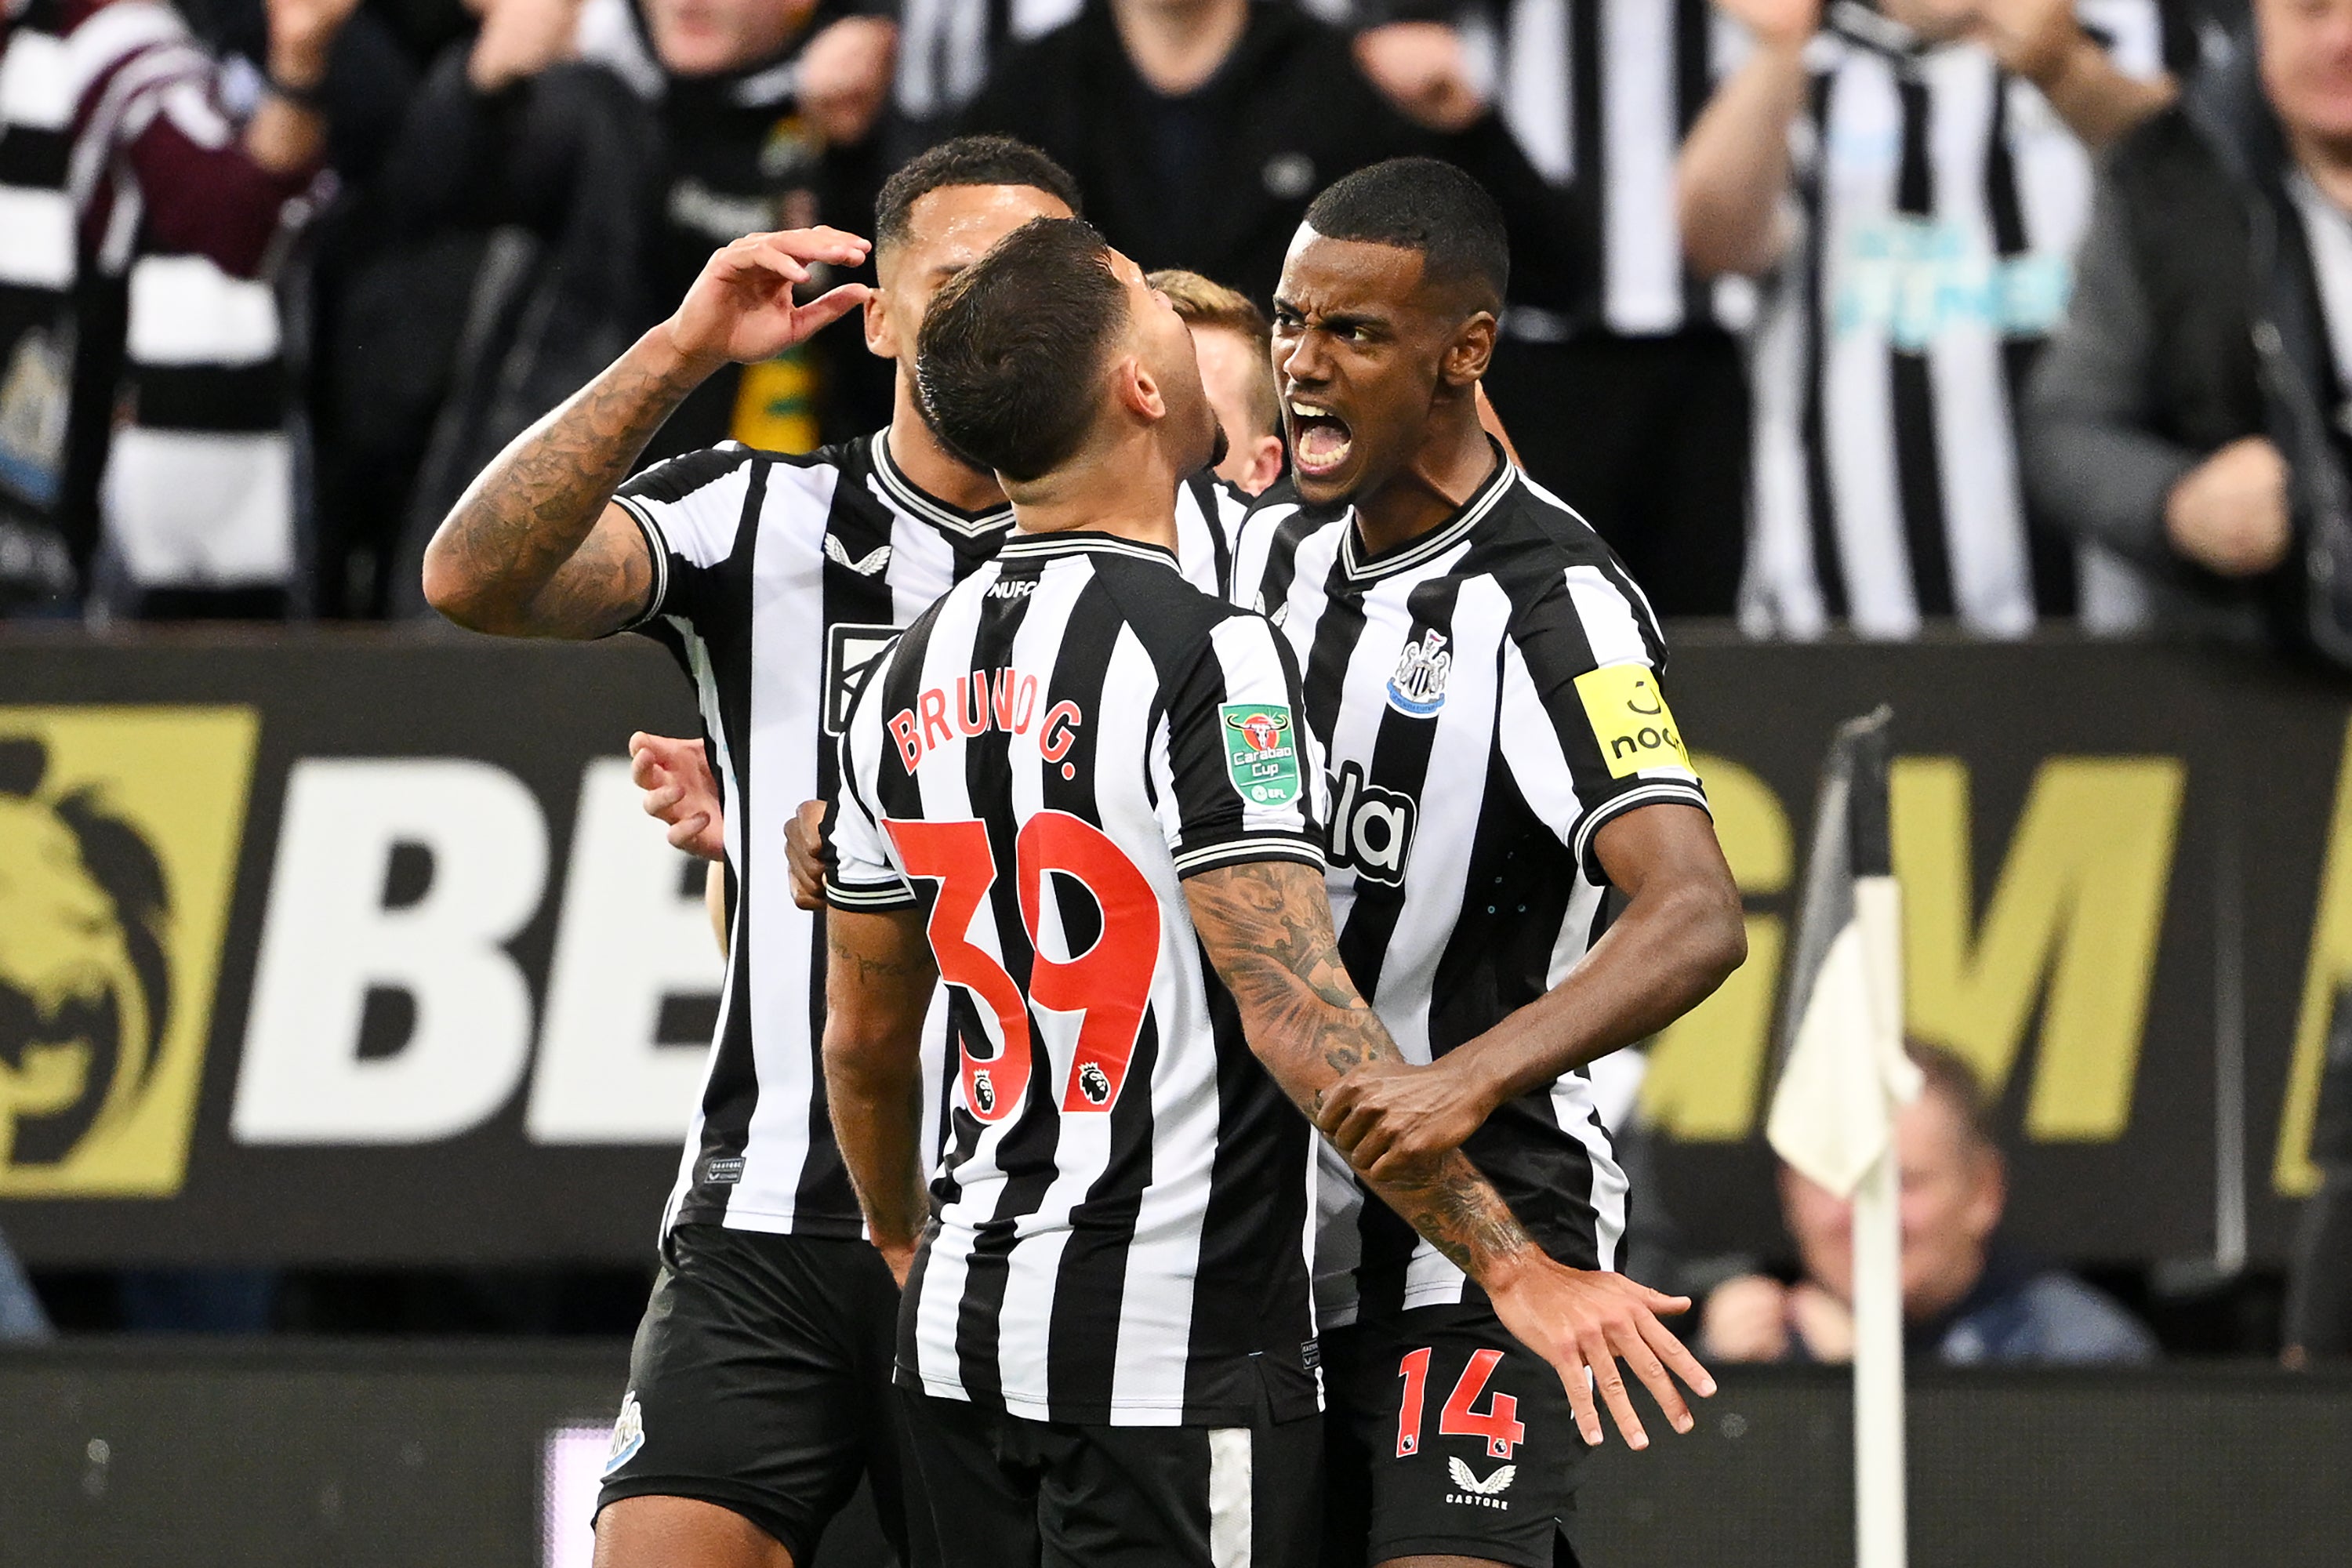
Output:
[1386, 630, 1451, 718]
[1220, 705, 1303, 807]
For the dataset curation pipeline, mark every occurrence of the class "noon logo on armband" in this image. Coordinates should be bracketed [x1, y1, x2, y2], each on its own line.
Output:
[1386, 630, 1451, 718]
[1572, 663, 1693, 779]
[1220, 704, 1302, 807]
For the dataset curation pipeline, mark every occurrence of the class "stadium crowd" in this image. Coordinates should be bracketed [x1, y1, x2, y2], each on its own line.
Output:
[7, 0, 2352, 1367]
[8, 0, 2347, 657]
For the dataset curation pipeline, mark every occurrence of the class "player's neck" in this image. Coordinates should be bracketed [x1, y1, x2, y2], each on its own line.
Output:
[1003, 434, 1183, 554]
[888, 376, 1009, 514]
[1351, 408, 1500, 560]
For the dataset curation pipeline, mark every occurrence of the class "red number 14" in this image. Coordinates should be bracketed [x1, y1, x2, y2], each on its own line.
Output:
[1396, 1347, 1525, 1460]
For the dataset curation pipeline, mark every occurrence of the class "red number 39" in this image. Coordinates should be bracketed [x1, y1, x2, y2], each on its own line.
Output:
[884, 811, 1160, 1121]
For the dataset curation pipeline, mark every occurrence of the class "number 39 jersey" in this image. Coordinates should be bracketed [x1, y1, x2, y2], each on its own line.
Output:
[828, 530, 1328, 1428]
[615, 433, 1238, 1249]
[1231, 454, 1711, 1326]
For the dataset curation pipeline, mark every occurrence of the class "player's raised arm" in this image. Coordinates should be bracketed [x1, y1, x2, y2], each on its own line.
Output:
[419, 227, 872, 637]
[1181, 859, 1717, 1450]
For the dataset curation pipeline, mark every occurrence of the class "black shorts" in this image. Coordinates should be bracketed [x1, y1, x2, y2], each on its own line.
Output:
[895, 1378, 1323, 1568]
[594, 1224, 922, 1563]
[1322, 1302, 1588, 1568]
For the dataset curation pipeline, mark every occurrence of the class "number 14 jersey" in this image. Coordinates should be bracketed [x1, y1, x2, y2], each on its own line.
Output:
[829, 529, 1329, 1428]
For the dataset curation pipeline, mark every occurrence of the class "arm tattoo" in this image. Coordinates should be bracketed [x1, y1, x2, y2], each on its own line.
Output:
[431, 334, 702, 636]
[1187, 859, 1537, 1279]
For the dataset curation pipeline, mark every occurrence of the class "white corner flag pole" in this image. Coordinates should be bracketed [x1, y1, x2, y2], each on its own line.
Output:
[1766, 709, 1917, 1568]
[1850, 873, 1908, 1568]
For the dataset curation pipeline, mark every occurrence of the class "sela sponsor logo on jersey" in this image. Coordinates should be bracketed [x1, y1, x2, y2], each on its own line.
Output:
[826, 623, 899, 735]
[1386, 629, 1452, 718]
[603, 1392, 645, 1476]
[1325, 760, 1414, 887]
[1220, 703, 1302, 807]
[889, 670, 1084, 779]
[1573, 662, 1693, 779]
[1445, 1457, 1515, 1509]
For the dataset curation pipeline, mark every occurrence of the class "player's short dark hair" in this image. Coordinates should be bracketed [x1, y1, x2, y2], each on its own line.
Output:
[1301, 157, 1508, 313]
[1906, 1040, 1999, 1156]
[916, 217, 1127, 481]
[874, 136, 1083, 256]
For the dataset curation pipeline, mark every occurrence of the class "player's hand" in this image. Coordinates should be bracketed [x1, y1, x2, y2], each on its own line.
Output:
[799, 16, 897, 145]
[785, 797, 829, 911]
[1947, 0, 2080, 82]
[629, 731, 724, 860]
[664, 229, 873, 374]
[1483, 1253, 1714, 1450]
[1314, 1054, 1494, 1179]
[1710, 0, 1820, 53]
[1354, 23, 1488, 133]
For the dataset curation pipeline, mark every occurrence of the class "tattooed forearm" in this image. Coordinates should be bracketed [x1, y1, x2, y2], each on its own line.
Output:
[822, 908, 938, 1255]
[829, 928, 926, 987]
[421, 328, 709, 638]
[1184, 859, 1537, 1281]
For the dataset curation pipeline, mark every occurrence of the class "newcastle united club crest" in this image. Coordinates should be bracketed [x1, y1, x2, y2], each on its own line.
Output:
[1386, 629, 1451, 718]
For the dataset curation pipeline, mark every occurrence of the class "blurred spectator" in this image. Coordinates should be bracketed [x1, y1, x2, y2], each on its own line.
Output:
[364, 0, 891, 615]
[2024, 0, 2352, 656]
[1151, 267, 1285, 492]
[0, 1225, 53, 1341]
[1, 0, 89, 616]
[1353, 2, 1749, 615]
[956, 0, 1574, 310]
[877, 0, 1076, 158]
[2, 0, 366, 619]
[2285, 982, 2352, 1362]
[1679, 0, 2187, 641]
[1698, 1043, 2158, 1367]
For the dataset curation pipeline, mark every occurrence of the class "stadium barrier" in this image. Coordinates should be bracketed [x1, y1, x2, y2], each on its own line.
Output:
[2, 1342, 2343, 1566]
[1, 627, 2347, 1267]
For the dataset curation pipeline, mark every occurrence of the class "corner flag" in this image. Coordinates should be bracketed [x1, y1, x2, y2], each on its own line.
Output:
[1766, 706, 1918, 1568]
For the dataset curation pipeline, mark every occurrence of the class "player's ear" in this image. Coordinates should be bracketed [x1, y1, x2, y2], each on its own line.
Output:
[864, 282, 895, 359]
[1443, 311, 1498, 387]
[1115, 355, 1167, 422]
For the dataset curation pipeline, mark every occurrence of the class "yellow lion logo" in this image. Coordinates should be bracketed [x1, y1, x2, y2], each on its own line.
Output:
[0, 707, 254, 1195]
[0, 738, 170, 1168]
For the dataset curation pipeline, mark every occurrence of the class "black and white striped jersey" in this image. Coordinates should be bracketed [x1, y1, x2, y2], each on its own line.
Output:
[617, 429, 1235, 1245]
[1231, 452, 1708, 1325]
[1443, 0, 1736, 337]
[1741, 2, 2184, 639]
[828, 529, 1328, 1428]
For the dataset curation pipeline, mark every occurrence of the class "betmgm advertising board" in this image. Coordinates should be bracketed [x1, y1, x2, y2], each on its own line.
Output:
[0, 632, 2343, 1265]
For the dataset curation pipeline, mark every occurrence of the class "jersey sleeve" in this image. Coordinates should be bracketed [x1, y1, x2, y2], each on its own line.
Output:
[610, 444, 759, 633]
[1158, 612, 1329, 878]
[1498, 566, 1710, 880]
[826, 634, 920, 911]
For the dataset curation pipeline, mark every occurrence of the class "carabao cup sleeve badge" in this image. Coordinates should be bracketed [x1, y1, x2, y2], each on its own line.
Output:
[1220, 703, 1304, 807]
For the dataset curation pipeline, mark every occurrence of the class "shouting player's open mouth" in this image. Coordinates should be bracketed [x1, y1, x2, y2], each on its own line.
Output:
[1287, 399, 1353, 480]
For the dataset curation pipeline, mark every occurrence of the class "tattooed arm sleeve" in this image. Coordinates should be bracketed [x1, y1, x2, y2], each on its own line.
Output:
[1183, 858, 1539, 1285]
[418, 328, 702, 639]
